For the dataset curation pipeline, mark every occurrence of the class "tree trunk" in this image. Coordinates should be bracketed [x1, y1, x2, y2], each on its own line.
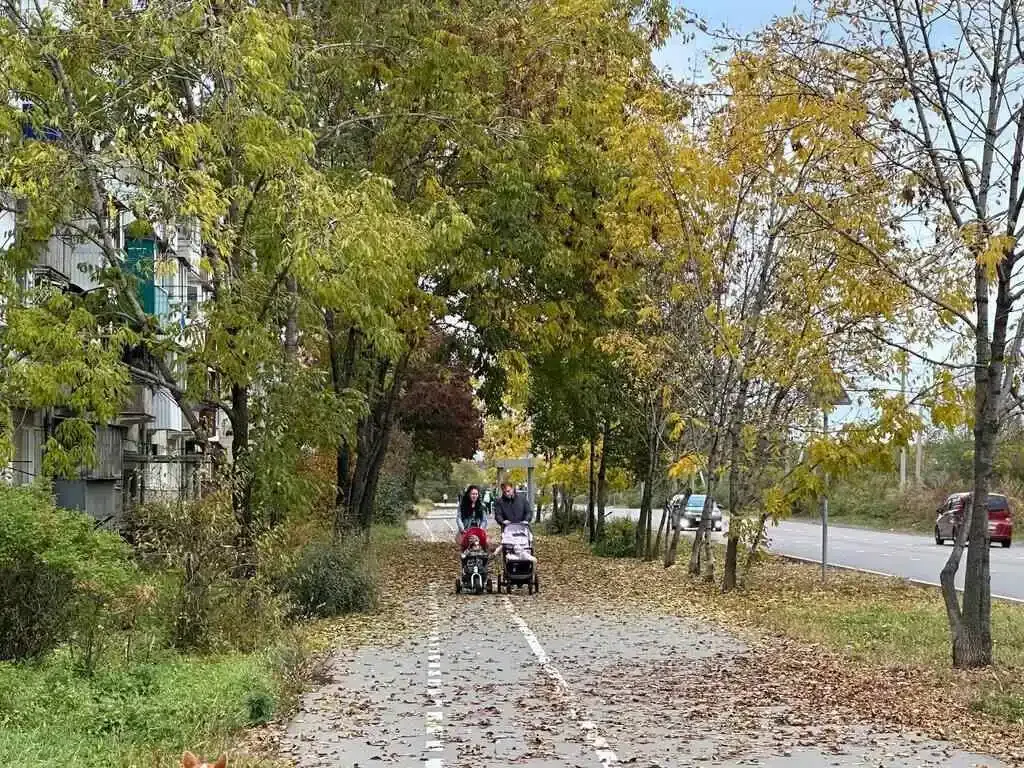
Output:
[665, 488, 690, 567]
[653, 501, 667, 559]
[945, 250, 1009, 668]
[957, 393, 996, 667]
[596, 422, 610, 541]
[635, 478, 652, 559]
[689, 435, 721, 577]
[229, 383, 255, 577]
[940, 502, 973, 664]
[742, 511, 770, 583]
[350, 351, 410, 529]
[357, 436, 391, 529]
[722, 531, 739, 592]
[587, 435, 597, 543]
[722, 377, 751, 592]
[327, 316, 359, 530]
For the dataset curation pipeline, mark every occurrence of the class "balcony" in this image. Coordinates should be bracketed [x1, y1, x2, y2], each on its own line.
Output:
[33, 237, 73, 281]
[118, 384, 155, 425]
[124, 238, 172, 319]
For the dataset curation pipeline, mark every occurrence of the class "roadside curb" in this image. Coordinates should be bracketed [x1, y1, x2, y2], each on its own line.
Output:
[775, 553, 1024, 605]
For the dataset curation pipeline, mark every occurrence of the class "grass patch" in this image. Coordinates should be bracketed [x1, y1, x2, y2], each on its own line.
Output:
[0, 651, 279, 767]
[0, 524, 409, 768]
[744, 558, 1024, 672]
[971, 692, 1024, 724]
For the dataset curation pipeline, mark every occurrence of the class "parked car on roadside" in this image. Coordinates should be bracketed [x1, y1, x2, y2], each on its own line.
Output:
[669, 493, 723, 531]
[934, 492, 1013, 548]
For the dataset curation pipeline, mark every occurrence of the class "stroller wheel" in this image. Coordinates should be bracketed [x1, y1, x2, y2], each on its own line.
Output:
[455, 577, 462, 594]
[533, 574, 540, 594]
[528, 579, 534, 595]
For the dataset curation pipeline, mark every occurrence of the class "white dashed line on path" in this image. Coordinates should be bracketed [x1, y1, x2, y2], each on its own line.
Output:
[424, 583, 444, 768]
[503, 596, 618, 767]
[421, 518, 437, 543]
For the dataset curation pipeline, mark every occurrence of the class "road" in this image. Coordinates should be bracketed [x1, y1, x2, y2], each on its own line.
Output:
[274, 508, 1007, 768]
[599, 506, 1024, 602]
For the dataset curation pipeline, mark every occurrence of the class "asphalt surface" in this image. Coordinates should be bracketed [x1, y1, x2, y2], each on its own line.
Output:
[598, 506, 1024, 602]
[273, 509, 1008, 768]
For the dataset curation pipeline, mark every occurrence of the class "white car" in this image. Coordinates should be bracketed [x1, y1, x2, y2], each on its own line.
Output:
[670, 493, 723, 531]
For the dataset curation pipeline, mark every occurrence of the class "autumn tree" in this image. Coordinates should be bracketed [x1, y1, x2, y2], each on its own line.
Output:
[0, 0, 426, 568]
[397, 337, 485, 498]
[769, 0, 1024, 668]
[606, 36, 915, 582]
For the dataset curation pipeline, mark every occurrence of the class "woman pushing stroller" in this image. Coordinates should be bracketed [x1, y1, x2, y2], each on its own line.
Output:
[457, 485, 488, 538]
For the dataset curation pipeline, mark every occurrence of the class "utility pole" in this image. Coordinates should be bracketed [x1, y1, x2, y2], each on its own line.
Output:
[915, 428, 924, 487]
[821, 408, 829, 583]
[820, 386, 850, 583]
[899, 365, 908, 491]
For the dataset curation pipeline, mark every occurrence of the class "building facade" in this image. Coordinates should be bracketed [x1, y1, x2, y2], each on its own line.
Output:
[1, 208, 223, 522]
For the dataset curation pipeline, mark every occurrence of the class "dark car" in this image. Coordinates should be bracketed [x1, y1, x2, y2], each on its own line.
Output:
[934, 492, 1013, 548]
[669, 493, 723, 531]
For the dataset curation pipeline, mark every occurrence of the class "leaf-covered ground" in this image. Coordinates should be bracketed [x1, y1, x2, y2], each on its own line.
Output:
[236, 533, 447, 765]
[241, 522, 1023, 766]
[538, 533, 1024, 763]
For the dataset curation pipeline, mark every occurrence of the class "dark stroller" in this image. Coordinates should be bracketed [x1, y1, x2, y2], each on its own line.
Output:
[499, 522, 539, 594]
[456, 526, 493, 594]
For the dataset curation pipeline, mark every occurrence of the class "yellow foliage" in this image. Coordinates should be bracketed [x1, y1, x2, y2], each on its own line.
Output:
[668, 453, 705, 479]
[977, 234, 1017, 281]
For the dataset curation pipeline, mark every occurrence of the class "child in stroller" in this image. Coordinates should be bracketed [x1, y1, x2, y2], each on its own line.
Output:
[499, 522, 539, 594]
[456, 526, 494, 594]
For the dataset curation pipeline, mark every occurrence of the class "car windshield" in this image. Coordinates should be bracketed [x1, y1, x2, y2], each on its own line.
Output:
[686, 495, 707, 508]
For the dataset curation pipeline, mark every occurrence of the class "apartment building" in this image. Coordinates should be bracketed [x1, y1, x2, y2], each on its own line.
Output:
[1, 205, 224, 521]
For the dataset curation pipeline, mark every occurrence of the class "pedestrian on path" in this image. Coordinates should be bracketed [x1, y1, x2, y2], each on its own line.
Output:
[493, 481, 533, 528]
[457, 485, 487, 536]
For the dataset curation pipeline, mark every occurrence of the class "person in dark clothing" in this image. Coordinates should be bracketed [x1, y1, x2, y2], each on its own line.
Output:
[493, 481, 533, 527]
[457, 485, 487, 533]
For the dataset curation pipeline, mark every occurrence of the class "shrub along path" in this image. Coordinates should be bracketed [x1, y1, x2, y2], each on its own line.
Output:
[247, 510, 1016, 767]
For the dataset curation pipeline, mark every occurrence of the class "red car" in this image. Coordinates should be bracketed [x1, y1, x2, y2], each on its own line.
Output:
[934, 492, 1013, 548]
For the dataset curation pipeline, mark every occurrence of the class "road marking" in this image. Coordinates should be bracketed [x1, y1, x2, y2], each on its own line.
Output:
[503, 596, 618, 767]
[421, 519, 437, 543]
[423, 584, 445, 768]
[778, 554, 1024, 604]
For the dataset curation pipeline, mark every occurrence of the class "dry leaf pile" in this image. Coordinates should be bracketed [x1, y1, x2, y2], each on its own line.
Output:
[534, 534, 1024, 764]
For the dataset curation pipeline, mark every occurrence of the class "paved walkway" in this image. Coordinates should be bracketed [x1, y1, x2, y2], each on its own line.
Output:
[275, 511, 1008, 768]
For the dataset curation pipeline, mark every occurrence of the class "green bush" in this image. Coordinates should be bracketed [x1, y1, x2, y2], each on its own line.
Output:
[813, 472, 945, 532]
[547, 503, 585, 535]
[284, 539, 377, 619]
[373, 473, 414, 525]
[592, 518, 636, 558]
[124, 495, 286, 654]
[0, 483, 136, 662]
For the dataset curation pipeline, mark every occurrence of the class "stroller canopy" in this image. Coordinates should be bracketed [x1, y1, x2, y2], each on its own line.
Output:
[460, 526, 489, 551]
[501, 523, 532, 546]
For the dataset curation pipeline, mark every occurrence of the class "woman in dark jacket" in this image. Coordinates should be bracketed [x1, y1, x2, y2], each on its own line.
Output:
[457, 485, 487, 533]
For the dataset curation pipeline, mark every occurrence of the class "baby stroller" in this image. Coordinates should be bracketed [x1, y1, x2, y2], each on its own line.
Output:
[499, 522, 539, 594]
[456, 526, 493, 595]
